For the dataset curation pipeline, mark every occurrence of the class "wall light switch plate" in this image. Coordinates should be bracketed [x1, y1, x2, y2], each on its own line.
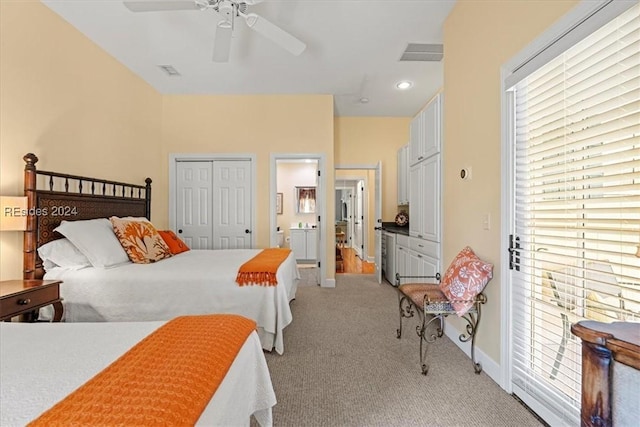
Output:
[482, 213, 491, 230]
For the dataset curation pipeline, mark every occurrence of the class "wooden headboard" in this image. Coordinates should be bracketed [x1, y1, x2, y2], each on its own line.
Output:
[23, 153, 152, 280]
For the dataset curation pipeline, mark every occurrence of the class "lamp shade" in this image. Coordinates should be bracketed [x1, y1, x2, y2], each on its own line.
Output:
[0, 196, 28, 231]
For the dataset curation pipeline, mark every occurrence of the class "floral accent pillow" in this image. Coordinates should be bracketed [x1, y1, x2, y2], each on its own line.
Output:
[158, 230, 190, 255]
[439, 246, 493, 316]
[109, 217, 172, 264]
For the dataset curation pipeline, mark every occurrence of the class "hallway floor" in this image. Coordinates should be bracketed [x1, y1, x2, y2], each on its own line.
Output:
[336, 247, 375, 274]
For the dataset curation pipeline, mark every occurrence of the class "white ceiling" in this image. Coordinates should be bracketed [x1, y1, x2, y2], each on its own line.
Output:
[41, 0, 456, 117]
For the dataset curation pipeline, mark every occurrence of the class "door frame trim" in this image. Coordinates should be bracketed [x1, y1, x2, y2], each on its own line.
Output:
[169, 153, 257, 248]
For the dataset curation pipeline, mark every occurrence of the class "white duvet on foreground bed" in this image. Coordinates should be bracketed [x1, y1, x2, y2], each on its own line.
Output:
[0, 322, 276, 427]
[43, 249, 299, 354]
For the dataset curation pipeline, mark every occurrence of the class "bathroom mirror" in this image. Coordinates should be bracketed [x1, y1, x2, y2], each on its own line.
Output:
[296, 186, 316, 213]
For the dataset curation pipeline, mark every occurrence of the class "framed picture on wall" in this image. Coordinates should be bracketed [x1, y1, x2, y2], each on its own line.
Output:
[276, 193, 283, 215]
[296, 186, 316, 213]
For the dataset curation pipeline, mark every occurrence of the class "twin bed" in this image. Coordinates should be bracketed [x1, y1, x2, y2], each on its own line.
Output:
[1, 153, 298, 425]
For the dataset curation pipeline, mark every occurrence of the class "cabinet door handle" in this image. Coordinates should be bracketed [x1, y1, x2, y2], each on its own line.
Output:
[18, 298, 31, 305]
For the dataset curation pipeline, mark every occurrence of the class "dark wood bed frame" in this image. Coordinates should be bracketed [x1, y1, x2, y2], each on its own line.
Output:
[23, 153, 152, 280]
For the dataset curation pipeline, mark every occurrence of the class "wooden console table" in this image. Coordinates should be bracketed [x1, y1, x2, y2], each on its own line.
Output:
[571, 320, 640, 427]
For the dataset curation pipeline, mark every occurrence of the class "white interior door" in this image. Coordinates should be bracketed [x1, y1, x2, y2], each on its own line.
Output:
[374, 162, 382, 283]
[213, 160, 252, 249]
[176, 161, 212, 249]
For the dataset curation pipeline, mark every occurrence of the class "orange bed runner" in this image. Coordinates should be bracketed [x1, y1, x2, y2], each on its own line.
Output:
[236, 248, 292, 287]
[29, 314, 257, 427]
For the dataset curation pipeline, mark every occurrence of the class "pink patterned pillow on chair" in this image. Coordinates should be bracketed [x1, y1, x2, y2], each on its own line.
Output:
[439, 246, 493, 316]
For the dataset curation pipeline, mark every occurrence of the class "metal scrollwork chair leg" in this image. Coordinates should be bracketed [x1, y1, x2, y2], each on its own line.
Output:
[420, 314, 443, 375]
[397, 294, 414, 339]
[458, 302, 483, 374]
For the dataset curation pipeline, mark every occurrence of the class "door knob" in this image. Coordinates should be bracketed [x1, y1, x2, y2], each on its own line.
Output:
[178, 229, 183, 234]
[245, 229, 252, 234]
[374, 226, 382, 230]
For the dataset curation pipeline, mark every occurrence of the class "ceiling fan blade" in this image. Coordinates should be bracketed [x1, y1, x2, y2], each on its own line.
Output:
[213, 21, 233, 62]
[123, 0, 201, 13]
[243, 13, 306, 56]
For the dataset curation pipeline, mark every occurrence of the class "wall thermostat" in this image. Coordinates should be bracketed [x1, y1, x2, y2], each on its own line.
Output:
[460, 168, 471, 180]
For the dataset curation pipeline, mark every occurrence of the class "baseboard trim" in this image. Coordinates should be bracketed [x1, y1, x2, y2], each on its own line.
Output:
[323, 278, 336, 288]
[444, 321, 501, 386]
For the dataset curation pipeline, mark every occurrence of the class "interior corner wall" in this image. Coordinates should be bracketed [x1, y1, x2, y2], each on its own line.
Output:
[334, 117, 410, 222]
[442, 0, 579, 364]
[0, 1, 162, 280]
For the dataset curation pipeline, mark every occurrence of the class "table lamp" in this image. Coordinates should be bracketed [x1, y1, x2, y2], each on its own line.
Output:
[0, 196, 28, 231]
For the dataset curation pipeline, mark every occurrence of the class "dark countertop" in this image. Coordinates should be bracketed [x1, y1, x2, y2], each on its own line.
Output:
[381, 222, 410, 235]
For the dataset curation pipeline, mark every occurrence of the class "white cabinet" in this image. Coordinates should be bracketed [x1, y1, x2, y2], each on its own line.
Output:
[409, 155, 441, 242]
[395, 235, 440, 284]
[423, 93, 442, 160]
[395, 234, 410, 286]
[409, 108, 425, 166]
[408, 237, 440, 279]
[397, 144, 409, 205]
[290, 228, 317, 261]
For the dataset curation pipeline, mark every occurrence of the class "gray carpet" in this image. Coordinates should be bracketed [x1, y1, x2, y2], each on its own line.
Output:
[262, 273, 544, 427]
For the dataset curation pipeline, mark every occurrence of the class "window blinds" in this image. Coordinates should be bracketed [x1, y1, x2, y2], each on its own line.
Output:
[510, 3, 639, 425]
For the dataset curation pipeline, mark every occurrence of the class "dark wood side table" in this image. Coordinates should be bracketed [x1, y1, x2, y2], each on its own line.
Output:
[0, 280, 64, 322]
[571, 320, 640, 427]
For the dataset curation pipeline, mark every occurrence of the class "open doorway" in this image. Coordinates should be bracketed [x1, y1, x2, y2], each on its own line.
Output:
[335, 165, 381, 279]
[270, 154, 326, 287]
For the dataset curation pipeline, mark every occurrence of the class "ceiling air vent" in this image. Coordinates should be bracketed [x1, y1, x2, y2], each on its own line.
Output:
[399, 43, 443, 62]
[158, 65, 181, 76]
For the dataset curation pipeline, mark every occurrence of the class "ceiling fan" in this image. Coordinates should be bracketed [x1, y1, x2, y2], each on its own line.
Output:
[123, 0, 306, 62]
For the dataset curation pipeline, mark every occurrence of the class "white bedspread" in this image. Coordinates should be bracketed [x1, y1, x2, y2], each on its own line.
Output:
[43, 249, 299, 354]
[0, 322, 276, 427]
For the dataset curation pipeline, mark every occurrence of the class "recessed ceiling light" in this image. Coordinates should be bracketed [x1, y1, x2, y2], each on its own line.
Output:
[359, 97, 369, 104]
[396, 81, 413, 90]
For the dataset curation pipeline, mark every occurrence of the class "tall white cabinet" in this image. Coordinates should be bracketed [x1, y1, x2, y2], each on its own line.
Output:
[398, 93, 442, 284]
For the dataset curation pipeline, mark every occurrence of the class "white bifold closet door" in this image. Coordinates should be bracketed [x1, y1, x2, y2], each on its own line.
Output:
[176, 160, 252, 249]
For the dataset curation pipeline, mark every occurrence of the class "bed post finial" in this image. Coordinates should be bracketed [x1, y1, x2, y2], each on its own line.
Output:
[24, 153, 39, 169]
[145, 177, 152, 220]
[24, 153, 39, 279]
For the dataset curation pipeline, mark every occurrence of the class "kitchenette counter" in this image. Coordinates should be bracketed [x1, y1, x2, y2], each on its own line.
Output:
[382, 222, 410, 236]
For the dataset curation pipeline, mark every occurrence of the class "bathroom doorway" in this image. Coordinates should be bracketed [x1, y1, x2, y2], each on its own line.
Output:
[270, 154, 326, 287]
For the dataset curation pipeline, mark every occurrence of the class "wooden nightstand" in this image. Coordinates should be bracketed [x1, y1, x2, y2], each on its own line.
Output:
[0, 280, 64, 322]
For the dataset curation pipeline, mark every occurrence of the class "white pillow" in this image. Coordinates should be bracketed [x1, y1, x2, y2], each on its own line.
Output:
[37, 238, 91, 270]
[54, 218, 130, 268]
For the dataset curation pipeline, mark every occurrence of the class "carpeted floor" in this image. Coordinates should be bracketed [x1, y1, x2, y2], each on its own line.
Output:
[261, 273, 545, 426]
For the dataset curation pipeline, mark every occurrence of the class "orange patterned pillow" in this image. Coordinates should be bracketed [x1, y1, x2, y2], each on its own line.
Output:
[109, 217, 172, 264]
[158, 230, 190, 255]
[439, 246, 493, 316]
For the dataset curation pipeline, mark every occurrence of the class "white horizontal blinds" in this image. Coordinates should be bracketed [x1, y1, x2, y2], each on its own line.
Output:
[511, 3, 640, 425]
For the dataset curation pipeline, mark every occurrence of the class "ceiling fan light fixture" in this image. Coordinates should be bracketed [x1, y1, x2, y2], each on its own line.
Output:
[396, 81, 413, 90]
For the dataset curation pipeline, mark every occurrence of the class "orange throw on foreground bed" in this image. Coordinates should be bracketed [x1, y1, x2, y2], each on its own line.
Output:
[236, 248, 292, 287]
[29, 315, 256, 427]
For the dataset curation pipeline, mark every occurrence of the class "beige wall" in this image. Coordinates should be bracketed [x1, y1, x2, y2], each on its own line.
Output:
[334, 117, 410, 221]
[160, 94, 334, 273]
[0, 1, 337, 281]
[0, 1, 162, 280]
[443, 0, 579, 363]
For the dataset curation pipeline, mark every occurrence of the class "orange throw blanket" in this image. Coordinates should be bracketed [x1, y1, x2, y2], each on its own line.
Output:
[29, 314, 257, 427]
[236, 248, 292, 287]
